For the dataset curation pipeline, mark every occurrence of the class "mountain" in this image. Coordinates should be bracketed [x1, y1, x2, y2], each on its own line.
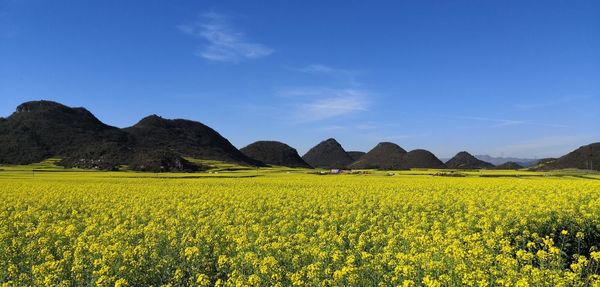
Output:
[494, 161, 524, 170]
[535, 143, 600, 171]
[401, 149, 447, 169]
[348, 142, 407, 170]
[5, 100, 594, 172]
[445, 151, 495, 169]
[0, 100, 133, 169]
[474, 155, 539, 167]
[0, 101, 262, 171]
[124, 115, 264, 167]
[348, 144, 445, 170]
[240, 141, 311, 168]
[347, 151, 366, 161]
[302, 138, 354, 169]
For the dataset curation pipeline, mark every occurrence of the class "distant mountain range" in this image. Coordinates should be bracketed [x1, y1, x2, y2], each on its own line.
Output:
[439, 155, 539, 167]
[0, 100, 597, 172]
[473, 155, 540, 167]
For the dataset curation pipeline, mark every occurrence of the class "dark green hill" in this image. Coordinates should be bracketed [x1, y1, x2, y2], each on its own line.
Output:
[240, 141, 311, 168]
[0, 100, 133, 169]
[536, 143, 599, 171]
[401, 149, 446, 169]
[302, 138, 354, 169]
[347, 151, 366, 161]
[445, 151, 495, 169]
[0, 101, 263, 170]
[348, 142, 407, 170]
[124, 115, 264, 167]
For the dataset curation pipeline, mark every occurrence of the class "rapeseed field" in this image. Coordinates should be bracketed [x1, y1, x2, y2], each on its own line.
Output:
[1, 171, 599, 286]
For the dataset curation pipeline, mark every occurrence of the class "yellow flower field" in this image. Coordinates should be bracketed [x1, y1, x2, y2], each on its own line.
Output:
[1, 171, 600, 286]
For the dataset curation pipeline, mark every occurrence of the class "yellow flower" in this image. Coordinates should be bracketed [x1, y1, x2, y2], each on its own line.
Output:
[422, 275, 441, 287]
[196, 274, 210, 286]
[114, 278, 128, 287]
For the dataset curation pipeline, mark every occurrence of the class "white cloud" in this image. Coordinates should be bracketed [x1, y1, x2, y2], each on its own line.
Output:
[303, 97, 365, 118]
[292, 64, 359, 86]
[455, 116, 527, 127]
[516, 95, 593, 110]
[453, 116, 568, 128]
[179, 12, 273, 62]
[278, 88, 369, 122]
[314, 123, 377, 132]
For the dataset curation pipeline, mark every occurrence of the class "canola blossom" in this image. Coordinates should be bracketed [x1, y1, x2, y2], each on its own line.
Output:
[1, 172, 600, 286]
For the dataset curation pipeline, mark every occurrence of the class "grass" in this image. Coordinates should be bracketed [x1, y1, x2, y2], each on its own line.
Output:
[2, 157, 599, 180]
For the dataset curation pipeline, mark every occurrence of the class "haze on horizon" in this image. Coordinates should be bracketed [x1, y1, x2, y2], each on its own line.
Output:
[1, 0, 598, 159]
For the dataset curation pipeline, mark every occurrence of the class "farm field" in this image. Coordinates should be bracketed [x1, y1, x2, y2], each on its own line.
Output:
[1, 168, 600, 286]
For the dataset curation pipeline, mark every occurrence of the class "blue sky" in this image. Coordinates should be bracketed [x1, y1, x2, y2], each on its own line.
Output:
[1, 0, 598, 158]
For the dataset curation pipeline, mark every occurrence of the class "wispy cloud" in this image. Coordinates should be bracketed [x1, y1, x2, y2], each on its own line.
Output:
[315, 122, 378, 132]
[291, 64, 359, 85]
[451, 115, 568, 128]
[178, 12, 273, 62]
[273, 63, 373, 123]
[278, 87, 370, 122]
[455, 116, 526, 127]
[516, 95, 592, 110]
